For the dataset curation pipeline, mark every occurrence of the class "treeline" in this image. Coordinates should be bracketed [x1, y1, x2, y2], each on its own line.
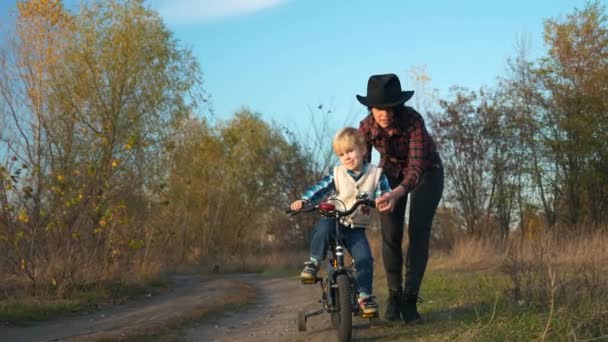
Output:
[429, 1, 608, 241]
[162, 112, 316, 265]
[0, 0, 315, 295]
[1, 0, 606, 296]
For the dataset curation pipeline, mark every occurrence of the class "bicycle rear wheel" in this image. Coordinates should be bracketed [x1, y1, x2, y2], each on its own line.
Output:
[335, 274, 353, 342]
[331, 311, 339, 328]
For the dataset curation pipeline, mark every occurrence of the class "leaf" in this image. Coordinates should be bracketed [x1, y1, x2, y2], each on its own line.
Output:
[18, 210, 29, 224]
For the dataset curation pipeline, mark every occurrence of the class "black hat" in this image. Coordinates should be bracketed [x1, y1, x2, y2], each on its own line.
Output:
[356, 74, 414, 108]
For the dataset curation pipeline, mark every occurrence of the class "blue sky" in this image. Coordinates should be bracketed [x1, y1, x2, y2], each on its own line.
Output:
[149, 0, 586, 131]
[1, 0, 588, 134]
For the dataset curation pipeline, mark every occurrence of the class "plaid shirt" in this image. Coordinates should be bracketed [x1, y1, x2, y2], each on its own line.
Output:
[359, 106, 440, 194]
[301, 162, 391, 205]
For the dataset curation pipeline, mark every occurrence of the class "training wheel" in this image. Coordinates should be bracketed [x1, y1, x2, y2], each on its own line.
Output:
[368, 316, 377, 327]
[298, 310, 306, 331]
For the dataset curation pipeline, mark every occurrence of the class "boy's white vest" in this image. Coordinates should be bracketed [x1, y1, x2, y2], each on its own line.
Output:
[332, 164, 383, 228]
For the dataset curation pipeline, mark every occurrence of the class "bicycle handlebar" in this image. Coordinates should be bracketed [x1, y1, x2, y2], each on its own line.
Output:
[286, 198, 375, 217]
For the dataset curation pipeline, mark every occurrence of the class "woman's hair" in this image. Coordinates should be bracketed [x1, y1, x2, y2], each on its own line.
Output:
[367, 104, 405, 113]
[333, 127, 366, 154]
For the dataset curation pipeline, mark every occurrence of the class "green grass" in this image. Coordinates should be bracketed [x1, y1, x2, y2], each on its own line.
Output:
[355, 267, 608, 341]
[0, 277, 170, 325]
[0, 299, 86, 325]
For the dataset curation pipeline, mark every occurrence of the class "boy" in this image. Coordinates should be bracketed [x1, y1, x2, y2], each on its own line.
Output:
[290, 127, 393, 314]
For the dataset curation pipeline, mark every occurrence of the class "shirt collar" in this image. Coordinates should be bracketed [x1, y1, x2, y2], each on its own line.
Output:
[345, 161, 368, 179]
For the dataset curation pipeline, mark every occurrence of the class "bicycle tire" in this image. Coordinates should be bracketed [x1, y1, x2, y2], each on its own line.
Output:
[331, 311, 339, 328]
[328, 280, 340, 328]
[336, 274, 353, 342]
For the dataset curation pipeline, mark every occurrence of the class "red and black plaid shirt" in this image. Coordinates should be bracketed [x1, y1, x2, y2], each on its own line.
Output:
[359, 106, 440, 194]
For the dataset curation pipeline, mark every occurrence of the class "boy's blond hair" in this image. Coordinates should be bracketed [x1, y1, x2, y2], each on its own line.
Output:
[333, 127, 367, 155]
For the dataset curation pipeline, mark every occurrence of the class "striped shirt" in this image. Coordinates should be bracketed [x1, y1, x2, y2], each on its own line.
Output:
[301, 162, 391, 205]
[359, 106, 441, 194]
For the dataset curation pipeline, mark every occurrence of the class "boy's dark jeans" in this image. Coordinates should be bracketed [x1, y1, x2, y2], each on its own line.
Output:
[310, 218, 374, 295]
[381, 162, 444, 296]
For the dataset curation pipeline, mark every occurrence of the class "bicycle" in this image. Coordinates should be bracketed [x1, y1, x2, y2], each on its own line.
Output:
[287, 195, 379, 342]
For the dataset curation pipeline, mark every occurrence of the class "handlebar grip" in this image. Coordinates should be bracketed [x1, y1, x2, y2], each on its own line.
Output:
[285, 205, 317, 215]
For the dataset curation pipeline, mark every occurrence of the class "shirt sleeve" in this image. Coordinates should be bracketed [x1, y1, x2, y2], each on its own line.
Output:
[301, 172, 336, 205]
[399, 116, 428, 194]
[375, 172, 391, 198]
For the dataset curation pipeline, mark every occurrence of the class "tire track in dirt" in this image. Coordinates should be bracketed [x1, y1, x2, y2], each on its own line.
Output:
[183, 274, 375, 342]
[0, 274, 254, 342]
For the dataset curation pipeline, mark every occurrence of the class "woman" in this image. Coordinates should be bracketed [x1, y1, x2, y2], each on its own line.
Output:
[357, 73, 444, 324]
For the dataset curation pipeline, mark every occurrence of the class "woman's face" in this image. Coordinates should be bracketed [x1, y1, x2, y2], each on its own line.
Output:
[371, 107, 394, 129]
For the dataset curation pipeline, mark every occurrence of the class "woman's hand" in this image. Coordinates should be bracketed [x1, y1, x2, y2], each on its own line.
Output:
[290, 199, 305, 211]
[375, 193, 395, 212]
[376, 192, 395, 213]
[375, 186, 406, 212]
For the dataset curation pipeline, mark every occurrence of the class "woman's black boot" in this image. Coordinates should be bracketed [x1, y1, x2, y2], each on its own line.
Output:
[402, 293, 422, 324]
[384, 288, 402, 321]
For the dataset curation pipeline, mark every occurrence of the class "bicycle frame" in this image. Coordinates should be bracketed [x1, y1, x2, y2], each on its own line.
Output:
[289, 196, 378, 338]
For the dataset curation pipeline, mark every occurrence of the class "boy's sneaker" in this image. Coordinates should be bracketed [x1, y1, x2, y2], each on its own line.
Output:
[300, 261, 319, 280]
[358, 295, 378, 315]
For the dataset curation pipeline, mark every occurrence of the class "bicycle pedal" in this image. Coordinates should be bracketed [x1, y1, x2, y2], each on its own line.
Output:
[361, 311, 379, 319]
[301, 277, 320, 285]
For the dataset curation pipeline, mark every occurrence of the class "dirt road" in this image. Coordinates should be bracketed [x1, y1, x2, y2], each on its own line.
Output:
[182, 275, 338, 342]
[1, 274, 254, 341]
[1, 273, 382, 342]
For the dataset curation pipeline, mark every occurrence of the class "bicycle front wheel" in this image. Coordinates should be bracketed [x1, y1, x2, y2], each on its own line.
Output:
[336, 273, 353, 342]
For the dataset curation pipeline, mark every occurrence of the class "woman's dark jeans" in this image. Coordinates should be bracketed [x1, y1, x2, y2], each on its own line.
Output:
[381, 163, 444, 296]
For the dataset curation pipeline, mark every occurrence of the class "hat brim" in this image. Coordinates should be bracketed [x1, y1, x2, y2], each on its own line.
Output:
[356, 91, 414, 108]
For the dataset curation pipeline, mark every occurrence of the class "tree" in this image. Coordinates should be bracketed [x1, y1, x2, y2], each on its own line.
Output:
[499, 39, 560, 235]
[53, 0, 203, 282]
[0, 0, 73, 293]
[0, 0, 203, 292]
[536, 1, 608, 226]
[162, 111, 314, 263]
[430, 88, 494, 235]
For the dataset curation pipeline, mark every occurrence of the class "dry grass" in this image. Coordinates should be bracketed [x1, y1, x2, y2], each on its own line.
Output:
[523, 230, 608, 266]
[426, 229, 608, 340]
[427, 230, 608, 271]
[429, 237, 504, 272]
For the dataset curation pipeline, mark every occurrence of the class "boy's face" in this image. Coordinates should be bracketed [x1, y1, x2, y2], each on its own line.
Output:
[336, 144, 366, 171]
